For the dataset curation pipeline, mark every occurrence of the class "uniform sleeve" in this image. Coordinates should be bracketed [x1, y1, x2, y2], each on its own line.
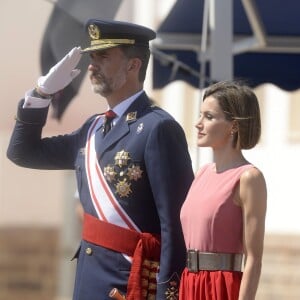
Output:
[144, 118, 194, 299]
[23, 88, 52, 108]
[7, 99, 92, 170]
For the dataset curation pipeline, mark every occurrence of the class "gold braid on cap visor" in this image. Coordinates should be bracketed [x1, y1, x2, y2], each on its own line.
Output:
[91, 38, 135, 46]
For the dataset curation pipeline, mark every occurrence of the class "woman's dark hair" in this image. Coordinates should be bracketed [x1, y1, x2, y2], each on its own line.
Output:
[203, 80, 261, 149]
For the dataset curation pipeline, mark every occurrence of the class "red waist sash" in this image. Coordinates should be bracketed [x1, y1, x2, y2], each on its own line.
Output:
[82, 213, 161, 300]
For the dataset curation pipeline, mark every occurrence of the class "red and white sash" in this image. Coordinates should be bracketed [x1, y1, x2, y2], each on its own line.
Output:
[85, 116, 140, 232]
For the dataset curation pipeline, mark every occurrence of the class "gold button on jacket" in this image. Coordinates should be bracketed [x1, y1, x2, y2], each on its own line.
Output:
[85, 247, 93, 255]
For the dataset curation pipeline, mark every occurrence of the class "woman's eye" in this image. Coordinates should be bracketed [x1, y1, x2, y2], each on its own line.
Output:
[199, 112, 213, 120]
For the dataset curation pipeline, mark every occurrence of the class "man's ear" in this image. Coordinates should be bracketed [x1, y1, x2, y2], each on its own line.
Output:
[128, 58, 141, 71]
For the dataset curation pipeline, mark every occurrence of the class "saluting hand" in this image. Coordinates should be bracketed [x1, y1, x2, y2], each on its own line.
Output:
[37, 46, 82, 95]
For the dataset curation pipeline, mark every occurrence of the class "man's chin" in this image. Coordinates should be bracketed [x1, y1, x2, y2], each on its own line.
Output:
[91, 84, 108, 97]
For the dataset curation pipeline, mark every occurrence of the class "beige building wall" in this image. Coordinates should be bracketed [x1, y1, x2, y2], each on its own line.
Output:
[0, 0, 108, 227]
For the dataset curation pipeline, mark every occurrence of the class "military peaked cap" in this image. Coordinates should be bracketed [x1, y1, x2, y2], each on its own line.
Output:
[81, 19, 156, 53]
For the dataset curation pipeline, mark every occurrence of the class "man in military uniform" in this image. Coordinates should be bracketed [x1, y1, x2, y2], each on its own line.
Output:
[7, 19, 194, 300]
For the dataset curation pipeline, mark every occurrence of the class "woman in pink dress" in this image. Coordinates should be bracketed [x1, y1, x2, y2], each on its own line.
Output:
[180, 81, 267, 300]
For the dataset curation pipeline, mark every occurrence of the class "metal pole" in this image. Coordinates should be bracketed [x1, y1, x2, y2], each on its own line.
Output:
[210, 0, 233, 81]
[195, 0, 211, 170]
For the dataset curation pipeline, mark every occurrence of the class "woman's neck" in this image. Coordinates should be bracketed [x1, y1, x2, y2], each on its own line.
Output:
[212, 148, 248, 173]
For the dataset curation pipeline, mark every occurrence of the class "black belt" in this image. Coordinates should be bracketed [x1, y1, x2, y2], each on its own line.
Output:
[187, 250, 243, 272]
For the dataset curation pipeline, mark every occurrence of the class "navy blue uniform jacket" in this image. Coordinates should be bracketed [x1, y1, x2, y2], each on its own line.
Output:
[7, 92, 194, 300]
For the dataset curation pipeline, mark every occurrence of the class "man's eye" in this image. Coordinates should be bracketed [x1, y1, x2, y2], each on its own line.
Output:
[91, 52, 107, 59]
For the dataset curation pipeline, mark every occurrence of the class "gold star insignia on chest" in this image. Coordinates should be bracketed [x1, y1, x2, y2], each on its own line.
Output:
[103, 164, 117, 182]
[114, 150, 130, 167]
[127, 165, 143, 181]
[115, 179, 132, 197]
[104, 149, 144, 197]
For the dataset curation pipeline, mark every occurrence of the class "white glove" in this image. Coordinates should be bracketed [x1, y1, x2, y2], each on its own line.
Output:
[37, 46, 82, 95]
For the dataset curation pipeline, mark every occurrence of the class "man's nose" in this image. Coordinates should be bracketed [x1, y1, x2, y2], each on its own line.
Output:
[88, 63, 98, 71]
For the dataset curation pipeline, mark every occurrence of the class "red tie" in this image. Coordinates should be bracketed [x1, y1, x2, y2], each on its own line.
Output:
[103, 110, 117, 135]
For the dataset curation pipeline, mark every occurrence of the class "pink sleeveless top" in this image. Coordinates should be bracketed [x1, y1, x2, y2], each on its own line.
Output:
[180, 163, 253, 253]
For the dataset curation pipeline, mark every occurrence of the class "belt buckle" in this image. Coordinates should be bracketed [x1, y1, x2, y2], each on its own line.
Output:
[187, 250, 199, 273]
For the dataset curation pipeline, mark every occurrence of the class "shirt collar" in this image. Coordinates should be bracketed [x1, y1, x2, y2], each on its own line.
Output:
[109, 90, 144, 123]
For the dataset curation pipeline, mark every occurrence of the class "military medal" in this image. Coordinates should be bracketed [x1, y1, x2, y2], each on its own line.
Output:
[103, 164, 117, 182]
[104, 149, 144, 197]
[114, 150, 130, 167]
[115, 179, 132, 197]
[127, 165, 143, 181]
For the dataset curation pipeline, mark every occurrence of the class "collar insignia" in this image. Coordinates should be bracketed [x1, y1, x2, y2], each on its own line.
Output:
[126, 111, 137, 122]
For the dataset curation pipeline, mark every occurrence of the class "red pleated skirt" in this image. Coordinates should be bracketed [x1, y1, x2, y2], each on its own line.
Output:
[179, 267, 242, 300]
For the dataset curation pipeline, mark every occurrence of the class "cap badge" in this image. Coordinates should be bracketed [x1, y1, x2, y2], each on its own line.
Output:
[88, 24, 100, 40]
